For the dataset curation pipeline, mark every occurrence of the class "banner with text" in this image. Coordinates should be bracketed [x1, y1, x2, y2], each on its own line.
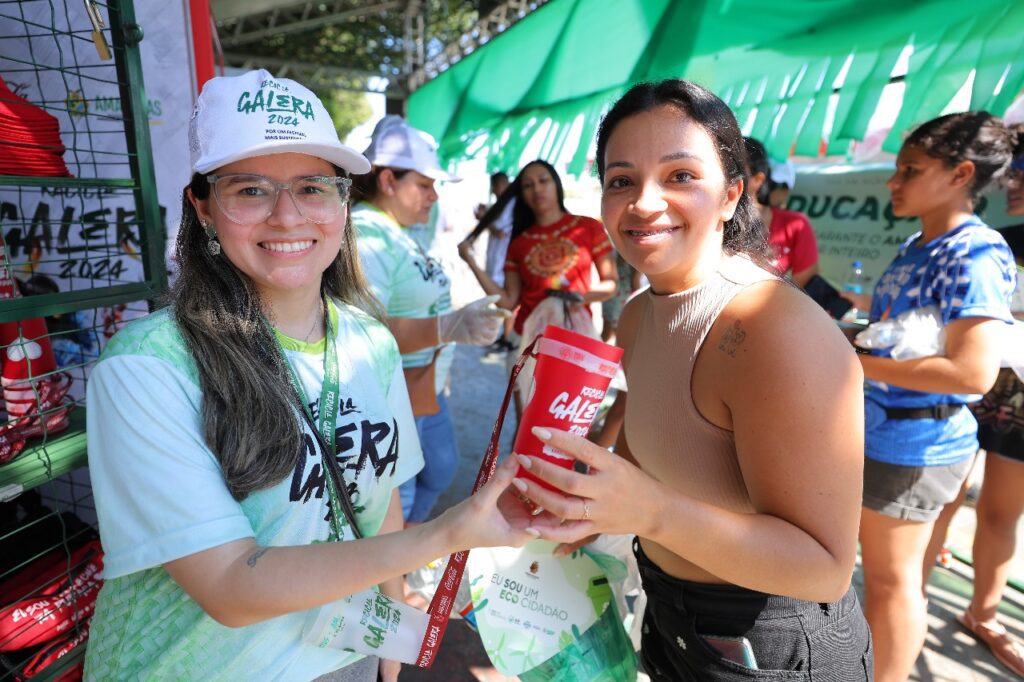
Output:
[0, 1, 195, 297]
[789, 163, 1014, 293]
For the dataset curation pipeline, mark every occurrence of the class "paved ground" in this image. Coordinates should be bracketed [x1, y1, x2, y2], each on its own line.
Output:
[401, 242, 1024, 680]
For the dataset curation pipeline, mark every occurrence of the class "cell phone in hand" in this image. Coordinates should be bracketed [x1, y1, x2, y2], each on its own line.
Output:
[700, 634, 759, 669]
[803, 274, 853, 320]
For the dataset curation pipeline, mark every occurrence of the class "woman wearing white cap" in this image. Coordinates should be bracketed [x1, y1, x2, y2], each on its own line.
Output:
[84, 70, 535, 681]
[351, 115, 508, 525]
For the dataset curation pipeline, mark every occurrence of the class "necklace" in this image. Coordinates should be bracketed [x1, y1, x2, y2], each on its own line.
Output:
[302, 301, 325, 342]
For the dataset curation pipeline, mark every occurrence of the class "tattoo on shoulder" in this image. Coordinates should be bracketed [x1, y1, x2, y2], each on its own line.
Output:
[247, 548, 270, 568]
[717, 320, 747, 358]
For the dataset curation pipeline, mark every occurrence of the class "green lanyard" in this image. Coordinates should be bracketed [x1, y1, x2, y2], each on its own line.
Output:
[277, 300, 353, 541]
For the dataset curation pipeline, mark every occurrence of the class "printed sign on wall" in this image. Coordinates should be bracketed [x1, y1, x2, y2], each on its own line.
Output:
[790, 163, 1014, 292]
[0, 0, 194, 297]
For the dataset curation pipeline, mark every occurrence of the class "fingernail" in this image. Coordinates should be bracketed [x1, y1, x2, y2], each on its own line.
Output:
[525, 527, 540, 538]
[511, 478, 527, 493]
[532, 427, 552, 441]
[516, 454, 532, 469]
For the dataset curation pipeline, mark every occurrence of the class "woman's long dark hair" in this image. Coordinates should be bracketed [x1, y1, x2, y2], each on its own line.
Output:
[170, 171, 380, 501]
[350, 166, 411, 205]
[1012, 123, 1024, 161]
[595, 79, 773, 269]
[743, 137, 773, 206]
[464, 182, 518, 243]
[904, 111, 1019, 199]
[511, 160, 568, 241]
[465, 159, 570, 244]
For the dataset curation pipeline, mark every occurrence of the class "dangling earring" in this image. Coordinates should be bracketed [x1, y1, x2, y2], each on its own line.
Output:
[202, 220, 221, 256]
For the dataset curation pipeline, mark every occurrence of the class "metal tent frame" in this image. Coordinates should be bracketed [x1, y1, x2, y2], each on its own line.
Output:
[208, 0, 545, 98]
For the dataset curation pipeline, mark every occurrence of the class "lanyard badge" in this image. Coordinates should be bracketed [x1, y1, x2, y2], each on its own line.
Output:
[278, 300, 360, 541]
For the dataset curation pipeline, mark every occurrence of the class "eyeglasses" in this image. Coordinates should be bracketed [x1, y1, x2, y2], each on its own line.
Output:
[206, 173, 352, 225]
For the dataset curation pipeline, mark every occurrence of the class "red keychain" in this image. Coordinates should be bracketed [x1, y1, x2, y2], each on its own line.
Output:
[0, 245, 73, 463]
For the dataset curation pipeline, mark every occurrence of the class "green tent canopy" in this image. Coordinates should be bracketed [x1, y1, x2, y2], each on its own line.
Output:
[407, 0, 1024, 175]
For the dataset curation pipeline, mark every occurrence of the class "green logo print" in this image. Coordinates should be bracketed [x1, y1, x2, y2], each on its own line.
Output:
[236, 87, 315, 124]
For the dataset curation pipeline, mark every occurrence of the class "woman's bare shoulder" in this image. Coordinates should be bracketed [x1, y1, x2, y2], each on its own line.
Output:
[712, 279, 858, 383]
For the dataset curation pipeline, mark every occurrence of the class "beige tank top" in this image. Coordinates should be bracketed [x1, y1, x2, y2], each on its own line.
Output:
[624, 254, 779, 514]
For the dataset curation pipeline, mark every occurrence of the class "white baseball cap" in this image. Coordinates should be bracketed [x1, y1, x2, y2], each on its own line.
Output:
[769, 159, 796, 189]
[363, 115, 461, 182]
[189, 69, 370, 175]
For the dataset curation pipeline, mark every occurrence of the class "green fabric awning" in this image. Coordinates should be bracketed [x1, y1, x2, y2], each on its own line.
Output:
[408, 0, 1024, 175]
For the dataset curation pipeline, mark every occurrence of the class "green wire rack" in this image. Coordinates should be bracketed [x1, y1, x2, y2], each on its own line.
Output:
[0, 1, 166, 679]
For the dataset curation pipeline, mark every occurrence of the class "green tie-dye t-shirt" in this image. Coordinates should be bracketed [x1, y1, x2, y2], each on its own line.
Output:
[84, 301, 422, 680]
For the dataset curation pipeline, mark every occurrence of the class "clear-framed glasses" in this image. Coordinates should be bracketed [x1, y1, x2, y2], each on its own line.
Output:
[206, 173, 352, 225]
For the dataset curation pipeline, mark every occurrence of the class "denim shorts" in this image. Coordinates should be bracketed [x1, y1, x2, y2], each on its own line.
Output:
[862, 456, 973, 522]
[634, 539, 873, 681]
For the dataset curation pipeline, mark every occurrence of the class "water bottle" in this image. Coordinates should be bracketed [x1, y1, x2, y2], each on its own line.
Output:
[843, 260, 866, 321]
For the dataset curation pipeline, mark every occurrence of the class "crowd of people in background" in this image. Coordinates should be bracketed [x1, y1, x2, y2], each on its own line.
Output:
[81, 66, 1024, 681]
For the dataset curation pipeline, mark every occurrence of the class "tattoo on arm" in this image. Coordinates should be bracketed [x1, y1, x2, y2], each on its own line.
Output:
[247, 548, 270, 568]
[717, 320, 747, 358]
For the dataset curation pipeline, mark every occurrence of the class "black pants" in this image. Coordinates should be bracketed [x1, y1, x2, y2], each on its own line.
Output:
[634, 539, 873, 681]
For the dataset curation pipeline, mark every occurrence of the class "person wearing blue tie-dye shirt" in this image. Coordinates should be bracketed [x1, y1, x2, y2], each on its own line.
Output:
[845, 112, 1018, 682]
[925, 130, 1024, 679]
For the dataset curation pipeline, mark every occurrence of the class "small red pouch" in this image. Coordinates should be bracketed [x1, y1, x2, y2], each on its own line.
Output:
[0, 540, 102, 652]
[18, 618, 90, 679]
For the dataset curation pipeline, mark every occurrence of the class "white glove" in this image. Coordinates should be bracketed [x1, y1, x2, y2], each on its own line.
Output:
[437, 295, 512, 346]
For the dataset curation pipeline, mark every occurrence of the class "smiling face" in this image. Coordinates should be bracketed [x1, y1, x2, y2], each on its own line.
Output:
[600, 105, 742, 294]
[519, 163, 561, 219]
[191, 152, 346, 303]
[886, 144, 972, 220]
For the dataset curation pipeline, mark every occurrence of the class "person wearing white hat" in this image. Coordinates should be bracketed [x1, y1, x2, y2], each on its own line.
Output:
[744, 138, 820, 288]
[767, 158, 797, 209]
[351, 115, 509, 525]
[83, 70, 535, 681]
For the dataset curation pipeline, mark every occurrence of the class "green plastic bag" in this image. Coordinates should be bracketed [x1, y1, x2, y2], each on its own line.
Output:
[518, 600, 638, 682]
[467, 540, 637, 681]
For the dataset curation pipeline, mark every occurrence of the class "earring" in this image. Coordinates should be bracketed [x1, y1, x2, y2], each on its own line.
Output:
[202, 220, 221, 256]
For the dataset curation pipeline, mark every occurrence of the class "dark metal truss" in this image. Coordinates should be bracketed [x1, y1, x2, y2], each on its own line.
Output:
[223, 54, 406, 97]
[215, 1, 403, 49]
[407, 0, 547, 91]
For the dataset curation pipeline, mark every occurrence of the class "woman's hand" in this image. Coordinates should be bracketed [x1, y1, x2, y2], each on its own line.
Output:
[435, 454, 549, 552]
[508, 427, 661, 545]
[437, 295, 511, 346]
[838, 290, 871, 312]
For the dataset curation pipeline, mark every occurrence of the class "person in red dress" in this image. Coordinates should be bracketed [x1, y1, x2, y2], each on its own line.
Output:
[744, 137, 820, 287]
[459, 159, 618, 418]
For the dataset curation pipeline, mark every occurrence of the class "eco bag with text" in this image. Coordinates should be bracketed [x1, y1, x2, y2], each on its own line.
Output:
[467, 540, 637, 681]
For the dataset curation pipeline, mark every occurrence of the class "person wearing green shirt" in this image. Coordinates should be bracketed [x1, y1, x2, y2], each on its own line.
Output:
[351, 115, 509, 524]
[84, 70, 535, 681]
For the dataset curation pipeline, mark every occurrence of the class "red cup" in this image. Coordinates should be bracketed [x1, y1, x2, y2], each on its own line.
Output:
[513, 324, 624, 491]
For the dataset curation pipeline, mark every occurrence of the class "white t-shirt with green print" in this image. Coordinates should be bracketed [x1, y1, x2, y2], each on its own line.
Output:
[84, 300, 422, 680]
[352, 202, 454, 395]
